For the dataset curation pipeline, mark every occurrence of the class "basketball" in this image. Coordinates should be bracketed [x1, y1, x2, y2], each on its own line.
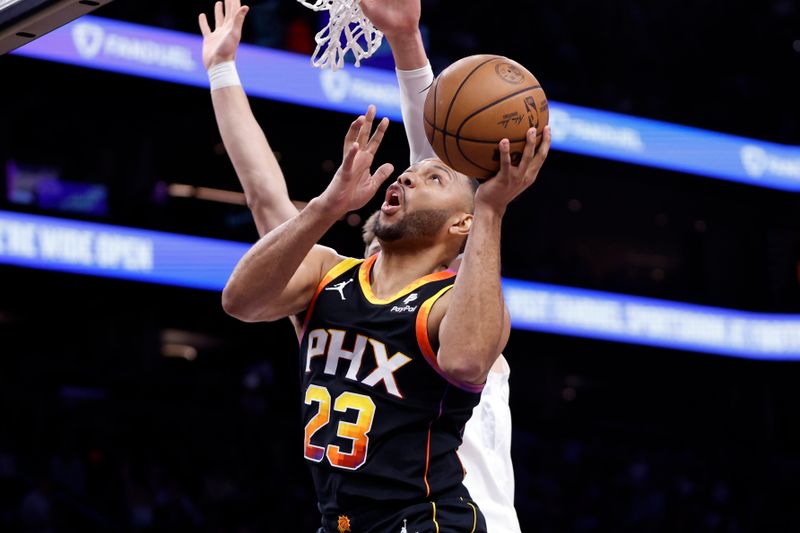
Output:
[423, 55, 549, 179]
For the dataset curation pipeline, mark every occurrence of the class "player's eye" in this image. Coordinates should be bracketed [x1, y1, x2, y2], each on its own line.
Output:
[431, 174, 442, 181]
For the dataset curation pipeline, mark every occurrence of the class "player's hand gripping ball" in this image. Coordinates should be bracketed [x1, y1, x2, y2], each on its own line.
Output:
[424, 55, 549, 179]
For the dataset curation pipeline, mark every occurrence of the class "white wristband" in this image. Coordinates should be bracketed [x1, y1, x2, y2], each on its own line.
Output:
[208, 61, 241, 91]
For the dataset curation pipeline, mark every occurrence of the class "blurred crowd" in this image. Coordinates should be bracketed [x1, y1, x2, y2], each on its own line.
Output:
[1, 356, 797, 532]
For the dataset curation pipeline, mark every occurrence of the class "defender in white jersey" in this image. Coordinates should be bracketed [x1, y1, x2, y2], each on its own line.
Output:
[200, 0, 520, 530]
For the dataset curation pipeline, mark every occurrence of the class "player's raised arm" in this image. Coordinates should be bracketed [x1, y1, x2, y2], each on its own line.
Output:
[199, 0, 298, 236]
[360, 0, 435, 164]
[361, 0, 425, 69]
[435, 127, 552, 384]
[221, 111, 394, 322]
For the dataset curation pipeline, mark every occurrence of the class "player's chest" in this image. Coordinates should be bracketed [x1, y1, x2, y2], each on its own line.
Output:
[301, 323, 422, 401]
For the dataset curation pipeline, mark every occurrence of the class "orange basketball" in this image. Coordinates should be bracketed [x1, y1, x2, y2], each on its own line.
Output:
[423, 55, 549, 179]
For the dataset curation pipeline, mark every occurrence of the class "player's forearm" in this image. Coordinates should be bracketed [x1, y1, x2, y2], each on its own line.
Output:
[438, 206, 505, 383]
[211, 85, 298, 235]
[391, 33, 437, 164]
[385, 30, 428, 71]
[222, 197, 339, 320]
[396, 64, 437, 165]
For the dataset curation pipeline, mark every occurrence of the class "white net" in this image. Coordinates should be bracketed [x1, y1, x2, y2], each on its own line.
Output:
[296, 0, 383, 71]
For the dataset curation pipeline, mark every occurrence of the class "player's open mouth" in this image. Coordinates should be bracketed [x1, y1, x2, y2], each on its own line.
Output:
[381, 185, 403, 215]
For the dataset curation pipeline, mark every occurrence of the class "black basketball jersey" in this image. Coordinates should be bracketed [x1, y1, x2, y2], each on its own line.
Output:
[297, 254, 484, 524]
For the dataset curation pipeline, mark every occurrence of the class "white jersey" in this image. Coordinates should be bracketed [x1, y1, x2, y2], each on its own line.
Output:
[398, 64, 521, 531]
[459, 356, 521, 532]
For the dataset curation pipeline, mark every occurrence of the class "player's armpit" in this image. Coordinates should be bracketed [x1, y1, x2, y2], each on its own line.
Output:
[222, 244, 342, 323]
[425, 292, 507, 386]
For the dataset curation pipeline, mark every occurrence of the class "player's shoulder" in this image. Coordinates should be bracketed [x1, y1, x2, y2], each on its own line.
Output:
[425, 285, 511, 355]
[308, 245, 360, 280]
[420, 283, 454, 343]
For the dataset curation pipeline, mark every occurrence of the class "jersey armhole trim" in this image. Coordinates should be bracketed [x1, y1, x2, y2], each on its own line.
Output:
[415, 286, 485, 393]
[297, 257, 363, 343]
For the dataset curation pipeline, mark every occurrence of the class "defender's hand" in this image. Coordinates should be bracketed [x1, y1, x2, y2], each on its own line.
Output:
[320, 109, 394, 216]
[475, 126, 552, 215]
[198, 0, 250, 70]
[360, 0, 420, 37]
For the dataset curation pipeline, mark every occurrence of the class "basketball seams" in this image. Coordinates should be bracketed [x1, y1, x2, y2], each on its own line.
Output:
[426, 116, 541, 174]
[424, 116, 537, 144]
[456, 137, 526, 174]
[453, 85, 545, 175]
[454, 85, 543, 140]
[440, 56, 503, 167]
[429, 75, 440, 148]
[456, 143, 497, 174]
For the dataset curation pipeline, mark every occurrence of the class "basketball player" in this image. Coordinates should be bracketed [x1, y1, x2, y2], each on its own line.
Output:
[358, 2, 523, 529]
[201, 2, 522, 529]
[199, 2, 551, 530]
[220, 102, 551, 533]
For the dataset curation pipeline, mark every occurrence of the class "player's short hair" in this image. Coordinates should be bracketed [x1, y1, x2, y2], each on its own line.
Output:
[466, 176, 479, 195]
[458, 176, 478, 253]
[462, 175, 479, 214]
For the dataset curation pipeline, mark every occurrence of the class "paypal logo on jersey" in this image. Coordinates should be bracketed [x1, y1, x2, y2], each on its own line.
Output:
[391, 293, 418, 313]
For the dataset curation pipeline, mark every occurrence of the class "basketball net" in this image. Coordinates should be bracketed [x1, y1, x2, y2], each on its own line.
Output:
[296, 0, 383, 71]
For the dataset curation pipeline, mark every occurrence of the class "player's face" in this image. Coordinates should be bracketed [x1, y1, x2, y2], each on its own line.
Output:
[376, 159, 472, 242]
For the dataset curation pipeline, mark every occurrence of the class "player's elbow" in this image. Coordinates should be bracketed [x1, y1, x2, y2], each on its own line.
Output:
[221, 283, 260, 323]
[247, 197, 298, 235]
[437, 353, 490, 386]
[221, 283, 247, 320]
[222, 282, 286, 323]
[244, 193, 271, 213]
[244, 181, 291, 213]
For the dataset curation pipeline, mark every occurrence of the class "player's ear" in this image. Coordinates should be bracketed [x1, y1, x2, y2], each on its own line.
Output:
[449, 213, 473, 238]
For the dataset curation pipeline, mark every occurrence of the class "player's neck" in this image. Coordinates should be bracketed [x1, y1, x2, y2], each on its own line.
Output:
[370, 247, 451, 299]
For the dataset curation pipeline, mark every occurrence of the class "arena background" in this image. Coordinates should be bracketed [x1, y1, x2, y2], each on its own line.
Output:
[1, 0, 800, 531]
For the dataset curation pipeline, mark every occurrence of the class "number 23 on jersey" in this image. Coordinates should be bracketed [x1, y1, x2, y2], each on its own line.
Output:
[304, 384, 377, 470]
